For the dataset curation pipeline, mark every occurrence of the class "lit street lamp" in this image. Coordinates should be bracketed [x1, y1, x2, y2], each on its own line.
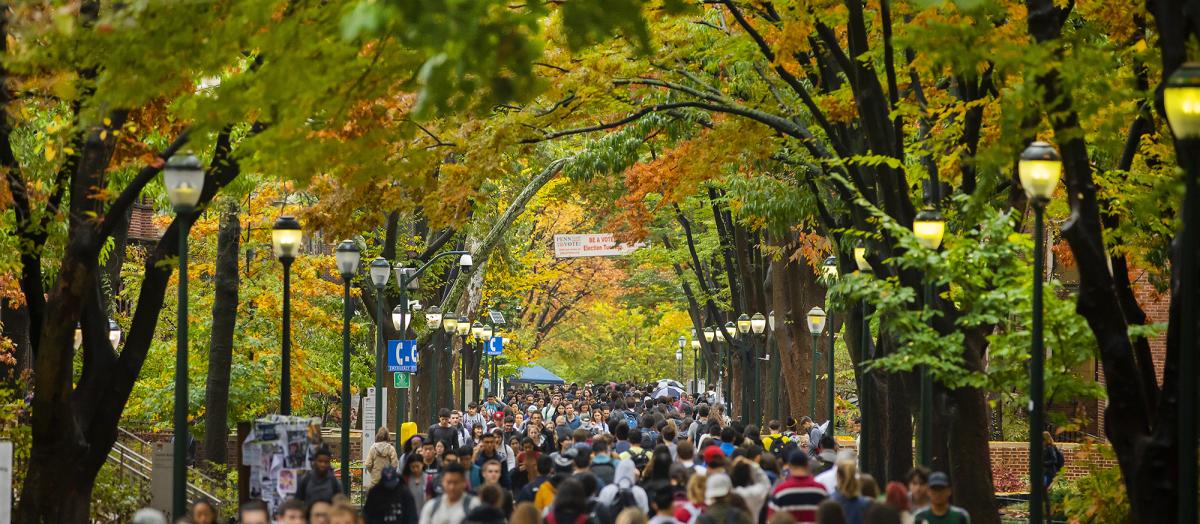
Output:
[725, 320, 737, 412]
[164, 150, 203, 520]
[677, 336, 686, 383]
[368, 257, 391, 431]
[1164, 63, 1200, 524]
[806, 307, 827, 420]
[334, 240, 360, 494]
[822, 257, 839, 435]
[855, 241, 872, 474]
[1018, 140, 1062, 524]
[769, 311, 781, 420]
[426, 305, 443, 424]
[482, 323, 494, 399]
[736, 315, 752, 422]
[272, 215, 302, 415]
[456, 315, 470, 409]
[749, 313, 766, 422]
[912, 207, 945, 467]
[439, 311, 458, 416]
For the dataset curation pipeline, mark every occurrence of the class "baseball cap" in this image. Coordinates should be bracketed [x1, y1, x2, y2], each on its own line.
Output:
[380, 466, 401, 489]
[929, 472, 950, 488]
[705, 473, 732, 503]
[527, 405, 538, 413]
[786, 450, 809, 467]
[702, 445, 724, 465]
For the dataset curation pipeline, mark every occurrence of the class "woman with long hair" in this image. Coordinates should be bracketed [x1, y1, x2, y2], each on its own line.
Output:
[641, 445, 673, 484]
[401, 452, 429, 511]
[830, 460, 872, 524]
[366, 426, 400, 489]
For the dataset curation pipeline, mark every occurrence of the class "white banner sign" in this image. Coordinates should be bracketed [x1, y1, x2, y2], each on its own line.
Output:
[553, 234, 646, 258]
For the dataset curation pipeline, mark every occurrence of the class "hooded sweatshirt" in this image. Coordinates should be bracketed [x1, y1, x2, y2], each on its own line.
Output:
[596, 459, 649, 514]
[732, 464, 773, 523]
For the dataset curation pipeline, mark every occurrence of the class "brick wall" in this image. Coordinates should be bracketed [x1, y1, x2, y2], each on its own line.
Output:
[1096, 268, 1170, 434]
[834, 437, 1116, 491]
[987, 441, 1116, 487]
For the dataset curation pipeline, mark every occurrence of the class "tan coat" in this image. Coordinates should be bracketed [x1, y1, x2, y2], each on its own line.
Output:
[365, 441, 399, 488]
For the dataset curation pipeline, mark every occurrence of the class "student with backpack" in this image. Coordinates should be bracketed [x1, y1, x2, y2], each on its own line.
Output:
[418, 462, 475, 524]
[597, 459, 650, 516]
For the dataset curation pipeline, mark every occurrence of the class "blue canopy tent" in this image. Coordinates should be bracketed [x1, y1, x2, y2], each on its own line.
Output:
[509, 364, 566, 385]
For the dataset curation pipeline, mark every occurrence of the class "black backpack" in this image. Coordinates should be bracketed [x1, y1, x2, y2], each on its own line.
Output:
[605, 482, 639, 518]
[627, 448, 651, 470]
[768, 436, 798, 459]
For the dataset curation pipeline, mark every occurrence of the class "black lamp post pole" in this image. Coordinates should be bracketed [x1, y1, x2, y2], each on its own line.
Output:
[827, 311, 835, 436]
[1030, 202, 1047, 524]
[340, 276, 353, 494]
[281, 257, 294, 415]
[374, 284, 385, 432]
[173, 213, 192, 520]
[810, 333, 818, 419]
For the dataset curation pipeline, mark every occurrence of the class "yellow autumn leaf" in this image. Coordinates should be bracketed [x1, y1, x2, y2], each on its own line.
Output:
[44, 146, 55, 162]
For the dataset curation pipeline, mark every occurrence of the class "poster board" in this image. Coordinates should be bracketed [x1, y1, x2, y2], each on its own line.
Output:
[241, 416, 322, 515]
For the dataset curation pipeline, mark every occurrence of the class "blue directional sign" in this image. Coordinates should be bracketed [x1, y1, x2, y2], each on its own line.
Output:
[485, 336, 503, 356]
[387, 339, 418, 372]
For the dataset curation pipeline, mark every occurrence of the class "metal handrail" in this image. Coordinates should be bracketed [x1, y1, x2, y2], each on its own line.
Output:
[104, 436, 229, 510]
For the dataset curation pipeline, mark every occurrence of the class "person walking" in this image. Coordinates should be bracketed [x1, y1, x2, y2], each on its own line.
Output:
[364, 466, 419, 524]
[297, 447, 343, 506]
[829, 460, 871, 524]
[1042, 431, 1064, 516]
[696, 473, 753, 524]
[367, 427, 402, 489]
[419, 462, 477, 524]
[768, 451, 828, 524]
[912, 473, 969, 524]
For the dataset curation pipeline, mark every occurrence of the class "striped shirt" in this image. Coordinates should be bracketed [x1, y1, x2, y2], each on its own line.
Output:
[767, 475, 828, 524]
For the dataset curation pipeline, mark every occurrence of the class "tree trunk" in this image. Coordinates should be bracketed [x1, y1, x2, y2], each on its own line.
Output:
[203, 205, 240, 466]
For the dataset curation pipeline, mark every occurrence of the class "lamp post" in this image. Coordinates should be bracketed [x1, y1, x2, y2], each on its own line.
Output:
[822, 257, 839, 435]
[425, 305, 444, 425]
[392, 252, 471, 428]
[440, 312, 459, 414]
[737, 314, 752, 422]
[806, 307, 827, 420]
[750, 312, 767, 423]
[912, 207, 946, 467]
[854, 240, 872, 474]
[334, 240, 360, 494]
[725, 321, 737, 414]
[471, 321, 484, 403]
[769, 311, 780, 421]
[481, 324, 494, 398]
[690, 331, 701, 394]
[272, 215, 302, 415]
[677, 336, 687, 383]
[368, 257, 391, 431]
[1018, 140, 1062, 524]
[456, 315, 470, 409]
[703, 326, 716, 400]
[1165, 63, 1200, 524]
[164, 151, 203, 520]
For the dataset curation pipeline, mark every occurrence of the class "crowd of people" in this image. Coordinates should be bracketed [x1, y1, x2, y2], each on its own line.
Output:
[167, 382, 973, 524]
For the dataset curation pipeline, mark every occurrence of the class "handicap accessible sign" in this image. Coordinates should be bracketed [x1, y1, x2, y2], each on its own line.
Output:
[387, 340, 418, 372]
